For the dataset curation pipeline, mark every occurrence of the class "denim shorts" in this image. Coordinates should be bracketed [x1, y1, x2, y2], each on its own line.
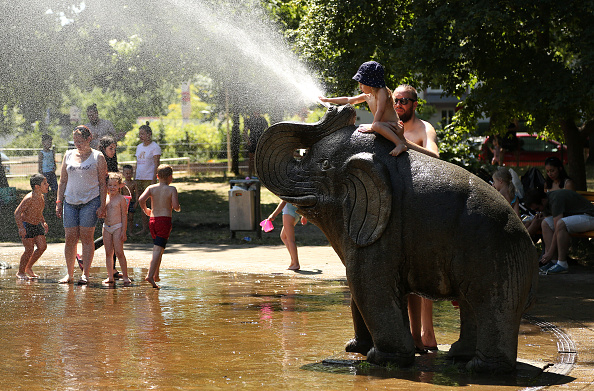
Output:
[62, 196, 101, 228]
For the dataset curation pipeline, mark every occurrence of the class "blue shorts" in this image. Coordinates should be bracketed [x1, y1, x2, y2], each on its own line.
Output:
[282, 203, 298, 218]
[43, 172, 59, 192]
[62, 196, 101, 228]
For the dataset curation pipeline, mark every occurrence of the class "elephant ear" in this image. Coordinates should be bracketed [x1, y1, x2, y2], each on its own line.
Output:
[342, 153, 392, 247]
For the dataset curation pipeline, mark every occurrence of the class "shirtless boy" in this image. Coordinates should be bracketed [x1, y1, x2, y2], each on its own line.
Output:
[319, 61, 407, 156]
[14, 174, 49, 280]
[102, 172, 131, 285]
[138, 164, 181, 289]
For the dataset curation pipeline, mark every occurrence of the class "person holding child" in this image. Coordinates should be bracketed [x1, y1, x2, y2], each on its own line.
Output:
[319, 61, 407, 156]
[14, 174, 49, 280]
[388, 84, 441, 353]
[38, 134, 58, 193]
[102, 172, 131, 285]
[56, 125, 107, 285]
[138, 164, 180, 289]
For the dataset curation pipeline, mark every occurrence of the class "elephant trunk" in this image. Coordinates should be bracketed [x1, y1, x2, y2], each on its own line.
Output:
[255, 105, 356, 197]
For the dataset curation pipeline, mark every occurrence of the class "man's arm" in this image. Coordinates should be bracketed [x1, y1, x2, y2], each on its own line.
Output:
[403, 120, 439, 158]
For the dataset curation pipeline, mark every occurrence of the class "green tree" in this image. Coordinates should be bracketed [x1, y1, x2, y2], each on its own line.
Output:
[295, 0, 594, 189]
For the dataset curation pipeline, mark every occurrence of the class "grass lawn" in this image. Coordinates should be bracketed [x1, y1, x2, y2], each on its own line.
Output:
[0, 173, 330, 247]
[2, 168, 593, 265]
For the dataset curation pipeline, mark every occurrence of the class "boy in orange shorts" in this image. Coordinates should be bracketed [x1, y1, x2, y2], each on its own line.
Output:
[138, 164, 180, 288]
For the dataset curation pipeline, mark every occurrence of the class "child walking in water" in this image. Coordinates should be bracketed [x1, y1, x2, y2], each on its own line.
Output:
[268, 200, 307, 271]
[14, 174, 50, 279]
[102, 172, 131, 285]
[319, 61, 407, 156]
[138, 164, 180, 289]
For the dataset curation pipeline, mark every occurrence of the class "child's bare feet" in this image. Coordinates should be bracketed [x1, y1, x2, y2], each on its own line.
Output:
[356, 125, 373, 133]
[389, 143, 408, 156]
[25, 269, 38, 278]
[58, 274, 73, 284]
[122, 278, 132, 286]
[287, 264, 300, 271]
[102, 278, 115, 284]
[145, 276, 160, 289]
[16, 272, 30, 280]
[154, 275, 160, 282]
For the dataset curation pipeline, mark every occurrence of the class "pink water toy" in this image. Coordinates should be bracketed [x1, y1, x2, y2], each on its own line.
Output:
[260, 219, 274, 232]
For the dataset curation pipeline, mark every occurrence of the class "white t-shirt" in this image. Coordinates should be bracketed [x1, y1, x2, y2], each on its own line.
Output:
[64, 149, 102, 204]
[86, 119, 116, 149]
[135, 141, 162, 180]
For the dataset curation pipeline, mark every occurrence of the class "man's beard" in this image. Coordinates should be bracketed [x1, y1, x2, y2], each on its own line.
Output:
[399, 107, 413, 123]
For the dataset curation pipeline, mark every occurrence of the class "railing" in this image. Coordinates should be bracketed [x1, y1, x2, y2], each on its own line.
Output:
[1, 144, 247, 178]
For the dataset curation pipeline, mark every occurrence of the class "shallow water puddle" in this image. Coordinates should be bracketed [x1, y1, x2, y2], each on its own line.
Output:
[0, 267, 566, 390]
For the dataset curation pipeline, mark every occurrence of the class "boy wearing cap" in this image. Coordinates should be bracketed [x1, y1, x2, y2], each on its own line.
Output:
[319, 61, 407, 156]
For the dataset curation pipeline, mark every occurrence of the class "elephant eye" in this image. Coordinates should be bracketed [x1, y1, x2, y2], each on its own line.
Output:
[321, 159, 331, 170]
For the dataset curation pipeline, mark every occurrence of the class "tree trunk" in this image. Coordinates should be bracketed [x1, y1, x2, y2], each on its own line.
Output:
[231, 112, 240, 176]
[0, 165, 8, 187]
[560, 119, 587, 190]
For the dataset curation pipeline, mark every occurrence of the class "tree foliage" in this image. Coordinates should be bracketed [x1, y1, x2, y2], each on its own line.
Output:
[294, 0, 594, 188]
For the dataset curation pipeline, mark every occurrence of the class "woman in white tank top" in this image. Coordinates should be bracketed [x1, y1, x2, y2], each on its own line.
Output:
[55, 125, 108, 285]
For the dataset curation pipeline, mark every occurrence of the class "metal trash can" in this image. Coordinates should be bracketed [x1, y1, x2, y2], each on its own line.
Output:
[229, 179, 261, 239]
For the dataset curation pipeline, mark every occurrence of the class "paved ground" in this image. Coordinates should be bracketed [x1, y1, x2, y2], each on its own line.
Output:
[1, 241, 593, 389]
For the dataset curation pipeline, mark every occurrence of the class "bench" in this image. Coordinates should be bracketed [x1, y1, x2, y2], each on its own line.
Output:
[571, 191, 594, 239]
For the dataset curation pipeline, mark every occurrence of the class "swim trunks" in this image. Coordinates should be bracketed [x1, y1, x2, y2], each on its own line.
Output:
[149, 216, 172, 248]
[24, 222, 45, 239]
[103, 222, 123, 234]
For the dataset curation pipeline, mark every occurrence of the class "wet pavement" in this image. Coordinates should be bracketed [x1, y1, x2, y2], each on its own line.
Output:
[1, 241, 593, 389]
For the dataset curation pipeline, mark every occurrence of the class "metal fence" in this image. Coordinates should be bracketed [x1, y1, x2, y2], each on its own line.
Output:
[1, 143, 247, 178]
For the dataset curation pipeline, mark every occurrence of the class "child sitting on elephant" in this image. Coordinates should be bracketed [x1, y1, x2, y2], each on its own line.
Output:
[319, 61, 407, 156]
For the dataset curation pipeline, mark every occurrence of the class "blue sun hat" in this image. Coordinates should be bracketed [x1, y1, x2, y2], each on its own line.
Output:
[352, 61, 386, 88]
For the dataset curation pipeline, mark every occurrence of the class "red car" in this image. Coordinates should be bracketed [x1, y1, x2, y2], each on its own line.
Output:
[480, 132, 568, 167]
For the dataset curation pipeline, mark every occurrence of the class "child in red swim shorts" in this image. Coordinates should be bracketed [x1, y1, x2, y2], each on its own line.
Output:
[138, 164, 181, 288]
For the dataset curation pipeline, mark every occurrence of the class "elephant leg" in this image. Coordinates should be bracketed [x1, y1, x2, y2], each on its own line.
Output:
[447, 300, 477, 361]
[347, 268, 415, 367]
[345, 297, 374, 355]
[467, 304, 520, 373]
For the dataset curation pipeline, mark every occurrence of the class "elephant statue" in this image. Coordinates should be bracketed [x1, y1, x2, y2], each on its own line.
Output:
[255, 104, 538, 373]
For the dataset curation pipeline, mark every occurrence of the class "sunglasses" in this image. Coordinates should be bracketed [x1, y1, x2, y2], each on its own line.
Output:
[393, 98, 417, 105]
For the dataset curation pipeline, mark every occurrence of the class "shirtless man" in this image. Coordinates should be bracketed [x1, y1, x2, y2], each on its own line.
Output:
[14, 174, 50, 279]
[138, 164, 181, 288]
[392, 84, 440, 352]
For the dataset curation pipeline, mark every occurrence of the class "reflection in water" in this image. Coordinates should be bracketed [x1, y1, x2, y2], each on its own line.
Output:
[0, 267, 561, 390]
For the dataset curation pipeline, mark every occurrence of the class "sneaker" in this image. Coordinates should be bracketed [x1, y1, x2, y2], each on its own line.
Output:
[539, 262, 554, 272]
[546, 264, 568, 274]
